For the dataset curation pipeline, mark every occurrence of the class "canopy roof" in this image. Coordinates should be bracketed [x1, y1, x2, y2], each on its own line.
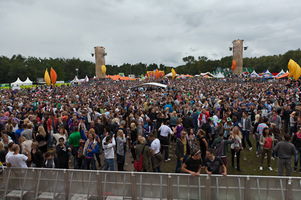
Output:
[200, 72, 214, 77]
[275, 69, 285, 77]
[214, 72, 225, 78]
[21, 77, 33, 86]
[130, 82, 167, 89]
[275, 73, 289, 79]
[11, 77, 24, 87]
[250, 70, 259, 77]
[262, 69, 273, 77]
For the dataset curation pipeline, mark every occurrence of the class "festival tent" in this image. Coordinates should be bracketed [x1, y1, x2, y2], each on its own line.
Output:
[23, 77, 33, 86]
[11, 77, 24, 87]
[70, 76, 80, 84]
[276, 72, 289, 79]
[107, 75, 136, 81]
[275, 69, 285, 77]
[250, 70, 259, 78]
[165, 72, 173, 77]
[165, 72, 179, 78]
[214, 72, 225, 79]
[84, 75, 89, 82]
[200, 72, 214, 77]
[262, 70, 273, 78]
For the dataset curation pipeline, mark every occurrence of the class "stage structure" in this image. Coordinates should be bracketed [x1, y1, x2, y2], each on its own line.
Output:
[229, 39, 247, 75]
[94, 46, 107, 78]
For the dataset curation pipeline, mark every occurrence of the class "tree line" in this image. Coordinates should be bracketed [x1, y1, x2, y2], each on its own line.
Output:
[0, 49, 300, 83]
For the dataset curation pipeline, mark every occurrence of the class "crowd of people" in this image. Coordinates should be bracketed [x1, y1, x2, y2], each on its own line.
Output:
[1, 77, 301, 176]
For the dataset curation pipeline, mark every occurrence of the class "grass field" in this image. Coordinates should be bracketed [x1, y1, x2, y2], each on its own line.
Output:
[160, 136, 301, 177]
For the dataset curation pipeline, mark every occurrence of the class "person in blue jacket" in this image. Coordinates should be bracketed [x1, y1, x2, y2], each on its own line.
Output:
[80, 126, 99, 170]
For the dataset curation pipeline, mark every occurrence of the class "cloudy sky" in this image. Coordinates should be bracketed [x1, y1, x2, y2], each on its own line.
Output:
[1, 0, 301, 67]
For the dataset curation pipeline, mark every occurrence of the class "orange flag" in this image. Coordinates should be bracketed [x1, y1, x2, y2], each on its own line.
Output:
[50, 67, 57, 85]
[231, 60, 236, 71]
[155, 69, 160, 79]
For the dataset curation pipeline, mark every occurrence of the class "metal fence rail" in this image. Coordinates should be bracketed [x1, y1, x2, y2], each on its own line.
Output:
[0, 167, 301, 200]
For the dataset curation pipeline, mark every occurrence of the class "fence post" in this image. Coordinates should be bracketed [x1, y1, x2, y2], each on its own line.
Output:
[286, 178, 292, 200]
[167, 174, 173, 200]
[63, 170, 69, 200]
[96, 172, 102, 200]
[131, 173, 137, 200]
[244, 176, 250, 200]
[205, 175, 211, 200]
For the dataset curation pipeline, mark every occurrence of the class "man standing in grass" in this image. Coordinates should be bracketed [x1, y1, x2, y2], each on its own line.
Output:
[274, 134, 296, 176]
[68, 126, 82, 169]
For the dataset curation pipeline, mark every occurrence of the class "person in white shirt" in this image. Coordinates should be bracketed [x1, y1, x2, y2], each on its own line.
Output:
[159, 120, 173, 161]
[5, 142, 14, 165]
[6, 145, 31, 168]
[102, 134, 116, 171]
[148, 133, 162, 172]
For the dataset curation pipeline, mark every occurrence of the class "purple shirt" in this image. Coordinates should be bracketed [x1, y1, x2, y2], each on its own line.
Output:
[176, 125, 184, 138]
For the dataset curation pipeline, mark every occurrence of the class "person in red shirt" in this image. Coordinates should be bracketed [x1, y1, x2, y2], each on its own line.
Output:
[259, 127, 276, 171]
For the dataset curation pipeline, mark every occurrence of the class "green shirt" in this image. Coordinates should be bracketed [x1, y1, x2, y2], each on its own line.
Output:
[211, 137, 235, 156]
[68, 131, 81, 147]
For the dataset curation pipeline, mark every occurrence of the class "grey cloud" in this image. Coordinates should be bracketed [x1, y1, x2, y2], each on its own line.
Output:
[0, 0, 301, 67]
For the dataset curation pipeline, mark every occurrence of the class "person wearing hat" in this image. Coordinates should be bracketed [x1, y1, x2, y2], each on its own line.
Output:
[181, 149, 202, 176]
[224, 118, 233, 139]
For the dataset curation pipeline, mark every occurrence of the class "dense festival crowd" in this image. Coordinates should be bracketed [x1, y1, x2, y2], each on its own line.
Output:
[1, 77, 301, 176]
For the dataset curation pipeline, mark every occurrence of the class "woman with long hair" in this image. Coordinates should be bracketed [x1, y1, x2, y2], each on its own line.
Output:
[259, 127, 275, 171]
[230, 126, 242, 171]
[116, 129, 126, 171]
[129, 123, 138, 162]
[36, 126, 48, 153]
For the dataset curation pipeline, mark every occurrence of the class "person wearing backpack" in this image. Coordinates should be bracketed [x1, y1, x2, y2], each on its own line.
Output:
[230, 126, 243, 171]
[135, 136, 150, 172]
[211, 131, 235, 171]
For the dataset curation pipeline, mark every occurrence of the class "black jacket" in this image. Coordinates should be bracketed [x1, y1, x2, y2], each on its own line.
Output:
[175, 138, 190, 159]
[56, 144, 69, 168]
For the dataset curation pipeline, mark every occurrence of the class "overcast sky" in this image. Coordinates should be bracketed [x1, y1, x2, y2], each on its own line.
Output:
[1, 0, 301, 67]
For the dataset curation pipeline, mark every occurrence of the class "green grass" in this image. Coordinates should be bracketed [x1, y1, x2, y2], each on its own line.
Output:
[160, 137, 301, 177]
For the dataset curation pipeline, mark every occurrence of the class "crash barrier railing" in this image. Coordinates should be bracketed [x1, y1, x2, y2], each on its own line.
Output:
[0, 167, 301, 200]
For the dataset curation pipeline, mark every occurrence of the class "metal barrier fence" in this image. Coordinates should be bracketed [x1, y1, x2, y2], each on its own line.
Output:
[0, 167, 301, 200]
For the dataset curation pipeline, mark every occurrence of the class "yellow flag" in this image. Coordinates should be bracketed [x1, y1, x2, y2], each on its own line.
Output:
[101, 65, 106, 75]
[288, 59, 301, 80]
[44, 69, 51, 85]
[171, 68, 176, 80]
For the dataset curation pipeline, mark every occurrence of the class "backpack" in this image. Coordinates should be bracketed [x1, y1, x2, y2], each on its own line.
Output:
[134, 145, 146, 171]
[234, 139, 241, 152]
[215, 140, 225, 157]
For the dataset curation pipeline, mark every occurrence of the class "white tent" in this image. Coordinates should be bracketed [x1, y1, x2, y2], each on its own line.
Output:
[70, 76, 80, 84]
[214, 72, 225, 79]
[165, 72, 178, 78]
[262, 70, 273, 78]
[165, 72, 172, 77]
[275, 69, 285, 77]
[11, 77, 24, 87]
[84, 75, 89, 82]
[200, 72, 214, 77]
[23, 77, 33, 86]
[250, 70, 259, 78]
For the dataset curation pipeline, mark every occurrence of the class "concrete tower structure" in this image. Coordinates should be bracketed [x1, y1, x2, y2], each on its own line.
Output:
[94, 46, 106, 78]
[232, 40, 244, 75]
